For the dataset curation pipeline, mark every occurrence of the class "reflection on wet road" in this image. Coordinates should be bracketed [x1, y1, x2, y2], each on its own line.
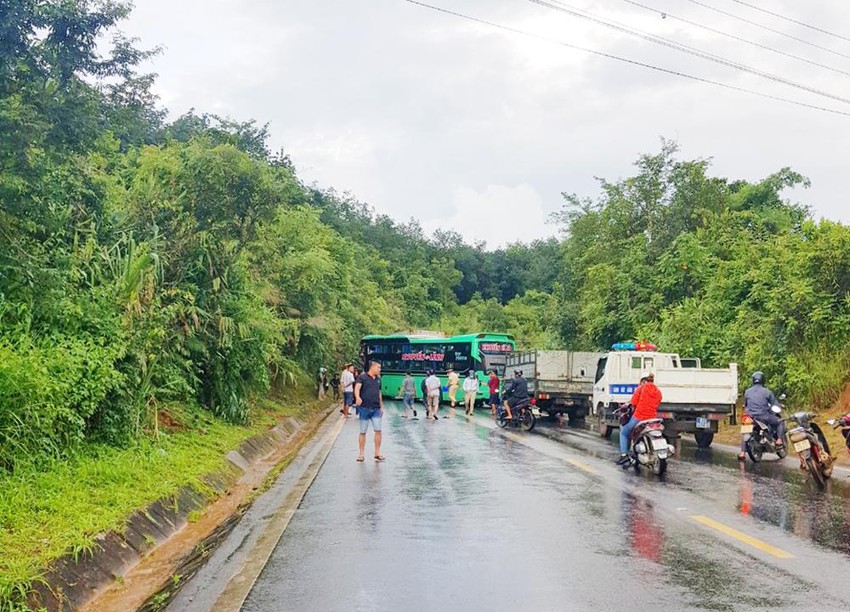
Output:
[242, 405, 850, 611]
[540, 419, 850, 558]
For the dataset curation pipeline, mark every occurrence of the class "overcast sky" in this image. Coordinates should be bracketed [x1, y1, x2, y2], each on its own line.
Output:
[123, 0, 850, 248]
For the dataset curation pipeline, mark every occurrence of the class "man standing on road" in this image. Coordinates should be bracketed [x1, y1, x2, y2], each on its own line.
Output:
[487, 370, 500, 417]
[425, 369, 441, 420]
[341, 364, 355, 417]
[739, 371, 785, 462]
[447, 368, 460, 408]
[617, 372, 662, 465]
[354, 360, 385, 462]
[463, 370, 479, 416]
[401, 371, 418, 419]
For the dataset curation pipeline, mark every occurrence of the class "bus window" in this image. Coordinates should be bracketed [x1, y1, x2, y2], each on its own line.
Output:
[643, 358, 654, 371]
[631, 357, 641, 370]
[481, 353, 507, 376]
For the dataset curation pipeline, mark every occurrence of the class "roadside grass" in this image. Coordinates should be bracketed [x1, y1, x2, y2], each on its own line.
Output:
[0, 382, 327, 609]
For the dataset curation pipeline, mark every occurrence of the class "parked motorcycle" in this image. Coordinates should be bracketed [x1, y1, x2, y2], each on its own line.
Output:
[827, 412, 850, 455]
[788, 412, 833, 488]
[615, 406, 675, 475]
[740, 403, 788, 463]
[496, 397, 538, 432]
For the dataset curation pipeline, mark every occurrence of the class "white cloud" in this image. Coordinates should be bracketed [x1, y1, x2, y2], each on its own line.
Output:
[121, 0, 850, 247]
[424, 183, 553, 249]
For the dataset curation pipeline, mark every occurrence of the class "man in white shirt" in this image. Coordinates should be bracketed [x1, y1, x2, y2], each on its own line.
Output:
[425, 370, 442, 420]
[463, 370, 479, 416]
[340, 364, 356, 417]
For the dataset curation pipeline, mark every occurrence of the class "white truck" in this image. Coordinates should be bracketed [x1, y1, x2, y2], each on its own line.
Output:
[592, 344, 738, 448]
[506, 350, 603, 424]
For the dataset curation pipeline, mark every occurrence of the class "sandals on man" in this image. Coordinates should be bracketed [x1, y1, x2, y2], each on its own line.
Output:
[375, 455, 386, 462]
[356, 456, 365, 462]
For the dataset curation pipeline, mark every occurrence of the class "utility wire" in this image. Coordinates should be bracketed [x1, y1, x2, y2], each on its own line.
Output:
[399, 0, 850, 117]
[683, 0, 850, 61]
[528, 0, 850, 105]
[622, 0, 850, 77]
[730, 0, 850, 44]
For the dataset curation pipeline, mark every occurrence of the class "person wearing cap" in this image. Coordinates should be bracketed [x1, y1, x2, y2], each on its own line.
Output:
[447, 368, 460, 408]
[617, 372, 663, 465]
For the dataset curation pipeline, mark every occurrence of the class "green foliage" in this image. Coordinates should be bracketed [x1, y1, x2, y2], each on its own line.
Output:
[554, 141, 850, 408]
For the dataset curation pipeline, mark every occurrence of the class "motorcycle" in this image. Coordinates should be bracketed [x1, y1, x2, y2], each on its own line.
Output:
[496, 397, 538, 432]
[788, 411, 833, 488]
[615, 405, 675, 476]
[740, 403, 788, 463]
[827, 412, 850, 455]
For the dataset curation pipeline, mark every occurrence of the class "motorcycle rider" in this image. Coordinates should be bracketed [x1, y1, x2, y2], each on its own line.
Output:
[502, 369, 529, 420]
[738, 371, 785, 462]
[617, 372, 663, 465]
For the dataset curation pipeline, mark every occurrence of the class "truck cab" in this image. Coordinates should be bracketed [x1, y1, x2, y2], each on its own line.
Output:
[593, 342, 738, 448]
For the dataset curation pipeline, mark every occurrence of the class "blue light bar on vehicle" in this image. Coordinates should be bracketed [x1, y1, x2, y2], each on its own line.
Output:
[612, 341, 657, 351]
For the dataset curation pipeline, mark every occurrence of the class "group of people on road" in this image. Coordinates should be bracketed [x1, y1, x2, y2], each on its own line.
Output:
[343, 353, 791, 470]
[406, 368, 482, 420]
[347, 361, 538, 462]
[614, 368, 785, 466]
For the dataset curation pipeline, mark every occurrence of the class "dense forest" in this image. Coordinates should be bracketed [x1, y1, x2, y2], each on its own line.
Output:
[3, 0, 850, 474]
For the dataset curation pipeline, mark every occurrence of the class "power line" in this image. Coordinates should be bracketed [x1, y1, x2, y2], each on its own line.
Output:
[528, 0, 850, 105]
[730, 0, 850, 44]
[622, 0, 850, 77]
[683, 0, 850, 61]
[399, 0, 850, 117]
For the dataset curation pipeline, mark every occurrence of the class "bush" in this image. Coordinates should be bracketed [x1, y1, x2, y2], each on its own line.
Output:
[0, 337, 124, 469]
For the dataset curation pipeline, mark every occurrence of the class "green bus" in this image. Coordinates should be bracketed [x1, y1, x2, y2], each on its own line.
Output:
[359, 332, 516, 401]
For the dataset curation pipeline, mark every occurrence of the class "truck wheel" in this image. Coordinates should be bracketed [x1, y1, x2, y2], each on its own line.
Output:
[694, 431, 714, 449]
[568, 412, 586, 427]
[598, 408, 612, 439]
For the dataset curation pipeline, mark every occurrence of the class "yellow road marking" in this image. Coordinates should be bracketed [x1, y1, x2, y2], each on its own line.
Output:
[565, 458, 597, 474]
[690, 515, 794, 559]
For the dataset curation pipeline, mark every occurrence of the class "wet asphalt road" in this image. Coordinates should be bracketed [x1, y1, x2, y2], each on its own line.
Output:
[241, 403, 850, 611]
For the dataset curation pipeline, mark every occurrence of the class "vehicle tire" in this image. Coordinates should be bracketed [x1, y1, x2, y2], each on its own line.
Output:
[776, 446, 788, 459]
[598, 407, 612, 439]
[496, 414, 508, 429]
[653, 457, 667, 476]
[694, 431, 714, 449]
[548, 412, 559, 423]
[746, 438, 763, 463]
[520, 410, 536, 432]
[806, 456, 826, 488]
